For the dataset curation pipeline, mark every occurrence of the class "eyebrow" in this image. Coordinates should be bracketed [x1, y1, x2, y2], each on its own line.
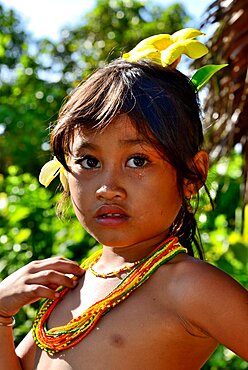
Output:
[74, 142, 96, 150]
[72, 138, 150, 153]
[71, 141, 97, 155]
[119, 138, 151, 146]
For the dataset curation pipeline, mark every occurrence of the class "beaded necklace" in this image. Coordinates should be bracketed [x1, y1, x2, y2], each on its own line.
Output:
[32, 236, 187, 354]
[89, 256, 141, 278]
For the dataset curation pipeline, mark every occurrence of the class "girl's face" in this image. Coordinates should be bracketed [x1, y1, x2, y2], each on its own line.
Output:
[67, 114, 182, 249]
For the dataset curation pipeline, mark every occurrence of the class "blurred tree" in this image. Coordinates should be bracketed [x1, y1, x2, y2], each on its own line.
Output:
[0, 4, 26, 69]
[43, 0, 189, 81]
[0, 63, 67, 175]
[0, 3, 67, 175]
[195, 0, 248, 206]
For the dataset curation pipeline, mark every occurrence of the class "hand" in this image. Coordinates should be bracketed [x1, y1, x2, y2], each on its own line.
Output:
[0, 257, 84, 317]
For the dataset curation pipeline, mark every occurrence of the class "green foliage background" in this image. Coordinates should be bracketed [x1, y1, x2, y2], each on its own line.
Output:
[0, 1, 247, 368]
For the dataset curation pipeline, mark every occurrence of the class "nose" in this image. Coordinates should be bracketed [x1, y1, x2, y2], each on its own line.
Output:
[96, 184, 127, 201]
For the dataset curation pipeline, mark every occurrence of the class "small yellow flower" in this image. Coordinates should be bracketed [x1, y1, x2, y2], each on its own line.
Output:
[39, 157, 68, 190]
[122, 28, 208, 67]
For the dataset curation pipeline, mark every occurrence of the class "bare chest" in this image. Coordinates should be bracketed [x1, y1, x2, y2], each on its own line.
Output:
[34, 270, 216, 370]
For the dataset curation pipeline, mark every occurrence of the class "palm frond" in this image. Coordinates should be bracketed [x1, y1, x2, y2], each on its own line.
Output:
[196, 0, 248, 203]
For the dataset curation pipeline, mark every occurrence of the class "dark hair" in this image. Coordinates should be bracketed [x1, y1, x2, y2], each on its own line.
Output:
[51, 59, 208, 259]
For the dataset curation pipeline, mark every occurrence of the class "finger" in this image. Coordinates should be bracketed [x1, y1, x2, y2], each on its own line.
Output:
[27, 258, 84, 277]
[26, 284, 61, 302]
[25, 270, 78, 289]
[47, 283, 61, 290]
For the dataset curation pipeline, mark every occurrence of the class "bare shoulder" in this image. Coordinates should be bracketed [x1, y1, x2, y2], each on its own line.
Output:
[165, 253, 248, 316]
[162, 252, 248, 360]
[167, 253, 247, 302]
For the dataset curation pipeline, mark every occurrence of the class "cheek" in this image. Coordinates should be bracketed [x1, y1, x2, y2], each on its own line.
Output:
[68, 171, 88, 194]
[68, 174, 80, 199]
[68, 181, 92, 230]
[157, 186, 182, 212]
[67, 173, 90, 211]
[154, 172, 182, 215]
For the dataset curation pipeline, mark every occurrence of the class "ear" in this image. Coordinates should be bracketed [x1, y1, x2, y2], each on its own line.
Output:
[183, 150, 209, 197]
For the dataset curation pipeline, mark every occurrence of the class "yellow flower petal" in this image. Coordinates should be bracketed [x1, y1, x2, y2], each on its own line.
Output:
[137, 34, 171, 50]
[122, 28, 208, 68]
[161, 43, 184, 66]
[123, 45, 158, 62]
[183, 40, 208, 59]
[59, 168, 69, 191]
[123, 34, 172, 62]
[171, 28, 205, 42]
[161, 39, 208, 66]
[39, 158, 63, 187]
[128, 34, 171, 50]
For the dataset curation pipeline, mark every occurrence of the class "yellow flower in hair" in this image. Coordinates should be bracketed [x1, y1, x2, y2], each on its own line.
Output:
[39, 157, 68, 190]
[122, 28, 208, 67]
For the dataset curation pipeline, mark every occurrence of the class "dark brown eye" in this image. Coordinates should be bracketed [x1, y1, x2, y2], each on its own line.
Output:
[127, 156, 148, 168]
[81, 156, 100, 169]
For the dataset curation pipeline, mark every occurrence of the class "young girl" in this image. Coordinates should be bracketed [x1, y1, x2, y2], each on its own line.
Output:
[0, 29, 247, 370]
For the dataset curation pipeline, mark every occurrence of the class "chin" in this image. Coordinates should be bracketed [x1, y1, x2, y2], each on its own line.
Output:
[88, 232, 137, 248]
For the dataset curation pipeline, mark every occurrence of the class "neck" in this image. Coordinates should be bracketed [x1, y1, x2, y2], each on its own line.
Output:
[98, 232, 171, 268]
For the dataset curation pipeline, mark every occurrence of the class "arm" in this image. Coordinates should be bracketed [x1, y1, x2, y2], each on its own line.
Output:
[0, 324, 22, 370]
[0, 257, 84, 370]
[175, 258, 248, 360]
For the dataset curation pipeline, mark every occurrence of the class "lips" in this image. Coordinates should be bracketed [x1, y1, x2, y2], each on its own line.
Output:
[95, 205, 128, 217]
[100, 213, 126, 218]
[95, 205, 129, 226]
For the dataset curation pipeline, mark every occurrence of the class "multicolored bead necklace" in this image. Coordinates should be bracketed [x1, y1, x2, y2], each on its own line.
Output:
[32, 236, 187, 354]
[88, 256, 141, 278]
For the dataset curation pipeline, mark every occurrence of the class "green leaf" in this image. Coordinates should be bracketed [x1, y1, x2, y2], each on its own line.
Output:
[191, 64, 228, 91]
